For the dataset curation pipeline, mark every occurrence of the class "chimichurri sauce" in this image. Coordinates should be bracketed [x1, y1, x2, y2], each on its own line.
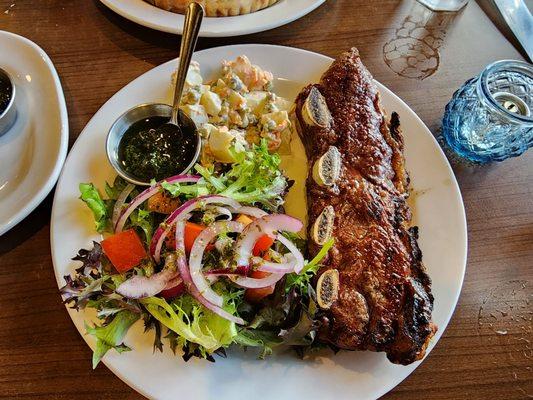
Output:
[0, 74, 12, 115]
[118, 116, 197, 182]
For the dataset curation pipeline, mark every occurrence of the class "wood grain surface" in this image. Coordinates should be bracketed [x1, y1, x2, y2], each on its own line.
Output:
[0, 0, 532, 399]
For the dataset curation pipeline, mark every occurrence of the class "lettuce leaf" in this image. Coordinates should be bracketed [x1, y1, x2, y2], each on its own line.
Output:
[143, 314, 164, 353]
[161, 180, 209, 198]
[278, 295, 318, 346]
[104, 176, 129, 200]
[193, 140, 288, 210]
[79, 183, 110, 233]
[129, 208, 154, 245]
[234, 286, 316, 357]
[85, 310, 140, 368]
[234, 329, 281, 359]
[140, 295, 237, 354]
[285, 238, 335, 294]
[61, 243, 110, 310]
[173, 294, 239, 347]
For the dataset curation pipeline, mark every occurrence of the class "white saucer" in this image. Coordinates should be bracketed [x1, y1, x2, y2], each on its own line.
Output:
[0, 31, 68, 235]
[99, 0, 326, 37]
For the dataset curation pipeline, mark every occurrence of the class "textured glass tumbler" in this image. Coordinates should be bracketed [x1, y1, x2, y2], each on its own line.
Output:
[442, 60, 533, 163]
[417, 0, 469, 11]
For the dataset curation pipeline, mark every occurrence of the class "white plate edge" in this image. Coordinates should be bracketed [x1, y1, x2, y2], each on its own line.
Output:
[98, 0, 326, 37]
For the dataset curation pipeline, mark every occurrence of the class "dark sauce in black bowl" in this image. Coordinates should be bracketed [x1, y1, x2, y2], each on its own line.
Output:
[118, 116, 198, 183]
[0, 72, 13, 115]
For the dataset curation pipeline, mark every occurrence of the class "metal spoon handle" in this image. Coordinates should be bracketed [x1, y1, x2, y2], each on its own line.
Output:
[171, 2, 204, 125]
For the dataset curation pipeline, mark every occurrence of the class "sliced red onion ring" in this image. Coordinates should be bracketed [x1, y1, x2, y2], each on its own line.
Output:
[253, 254, 296, 274]
[230, 271, 284, 289]
[205, 274, 219, 285]
[174, 221, 245, 325]
[205, 206, 233, 221]
[249, 234, 304, 274]
[214, 236, 233, 253]
[205, 266, 249, 276]
[116, 269, 177, 299]
[189, 221, 244, 307]
[164, 274, 183, 291]
[150, 195, 241, 263]
[276, 234, 305, 274]
[236, 206, 268, 218]
[115, 175, 201, 233]
[112, 183, 135, 228]
[234, 214, 303, 267]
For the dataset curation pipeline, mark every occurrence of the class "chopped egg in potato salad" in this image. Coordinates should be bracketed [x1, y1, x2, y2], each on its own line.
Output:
[176, 56, 293, 165]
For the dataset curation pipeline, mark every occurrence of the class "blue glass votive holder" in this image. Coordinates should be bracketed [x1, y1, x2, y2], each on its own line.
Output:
[442, 60, 533, 163]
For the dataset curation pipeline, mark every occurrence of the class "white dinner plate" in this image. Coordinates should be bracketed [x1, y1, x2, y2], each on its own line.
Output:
[0, 31, 68, 236]
[50, 44, 467, 400]
[99, 0, 326, 37]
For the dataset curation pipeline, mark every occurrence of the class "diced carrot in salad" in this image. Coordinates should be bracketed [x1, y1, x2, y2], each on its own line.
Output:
[101, 229, 146, 273]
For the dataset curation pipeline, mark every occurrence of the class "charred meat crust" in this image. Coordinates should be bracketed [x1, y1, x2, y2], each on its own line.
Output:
[294, 48, 436, 365]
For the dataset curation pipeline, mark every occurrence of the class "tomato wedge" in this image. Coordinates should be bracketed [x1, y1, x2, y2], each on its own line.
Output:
[101, 229, 146, 273]
[159, 282, 185, 300]
[165, 222, 209, 253]
[252, 235, 275, 257]
[235, 214, 275, 256]
[244, 270, 276, 303]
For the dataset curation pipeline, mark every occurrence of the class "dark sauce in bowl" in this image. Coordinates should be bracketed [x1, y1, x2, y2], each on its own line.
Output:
[0, 72, 13, 115]
[118, 116, 198, 182]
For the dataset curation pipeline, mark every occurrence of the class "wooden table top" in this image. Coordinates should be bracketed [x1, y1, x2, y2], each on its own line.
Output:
[0, 0, 532, 399]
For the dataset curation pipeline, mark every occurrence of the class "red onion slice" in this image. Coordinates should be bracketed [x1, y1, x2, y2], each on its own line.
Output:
[276, 234, 305, 274]
[230, 271, 284, 289]
[189, 221, 244, 307]
[253, 255, 296, 274]
[234, 214, 303, 267]
[174, 221, 245, 325]
[150, 195, 241, 263]
[249, 235, 304, 274]
[236, 206, 268, 218]
[116, 269, 177, 299]
[201, 267, 247, 285]
[205, 266, 249, 276]
[205, 206, 233, 221]
[115, 175, 201, 233]
[205, 274, 219, 284]
[164, 274, 183, 291]
[214, 236, 233, 253]
[112, 183, 135, 228]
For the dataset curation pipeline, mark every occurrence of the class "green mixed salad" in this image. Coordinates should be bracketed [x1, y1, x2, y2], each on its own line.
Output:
[61, 140, 333, 368]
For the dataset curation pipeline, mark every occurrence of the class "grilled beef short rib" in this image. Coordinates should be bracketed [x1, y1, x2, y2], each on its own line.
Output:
[294, 48, 436, 365]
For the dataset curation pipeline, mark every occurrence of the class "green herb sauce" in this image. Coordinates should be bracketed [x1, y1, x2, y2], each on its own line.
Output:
[118, 116, 196, 182]
[0, 74, 12, 115]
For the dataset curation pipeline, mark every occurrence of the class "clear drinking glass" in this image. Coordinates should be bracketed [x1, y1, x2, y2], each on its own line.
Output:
[417, 0, 469, 11]
[441, 60, 533, 163]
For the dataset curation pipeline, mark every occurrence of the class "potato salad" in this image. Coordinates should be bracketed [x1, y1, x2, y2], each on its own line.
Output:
[178, 56, 293, 165]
